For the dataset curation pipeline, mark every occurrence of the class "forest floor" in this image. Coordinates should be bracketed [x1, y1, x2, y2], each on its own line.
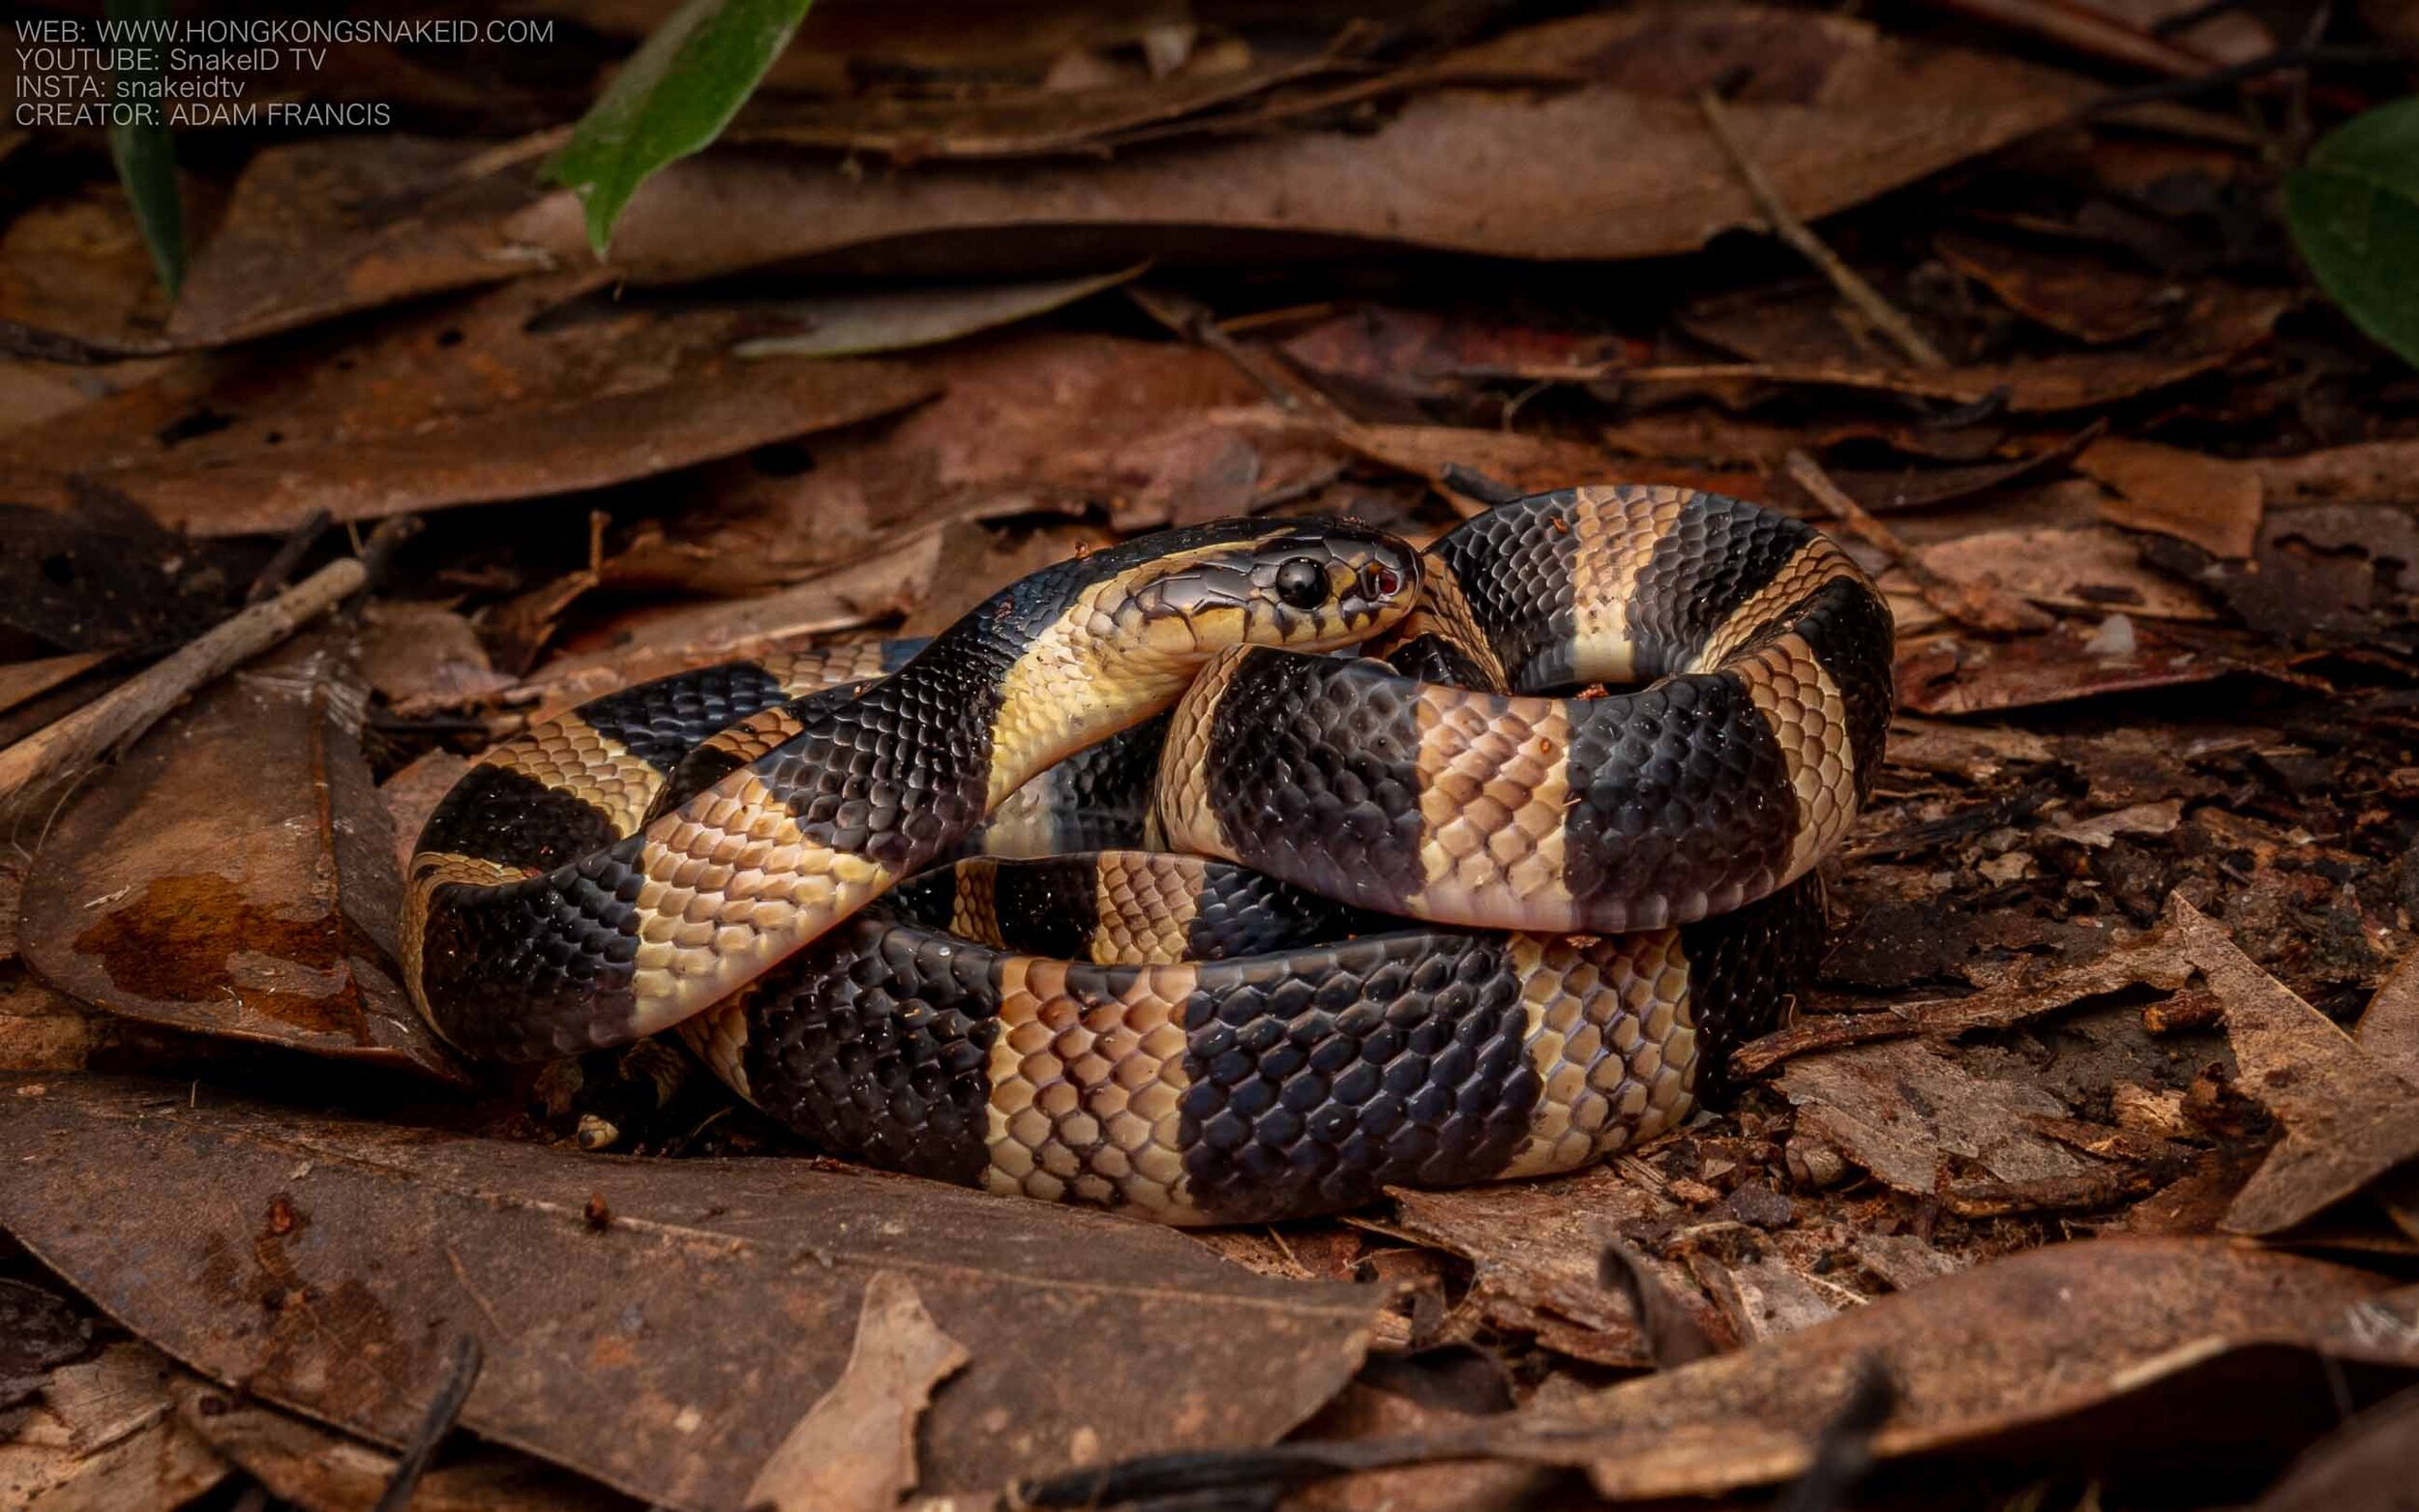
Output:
[2, 3, 2418, 1510]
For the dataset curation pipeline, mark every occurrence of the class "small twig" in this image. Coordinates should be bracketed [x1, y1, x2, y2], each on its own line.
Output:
[1783, 450, 2052, 635]
[1913, 0, 2223, 78]
[373, 1333, 484, 1512]
[245, 508, 333, 603]
[1438, 464, 1524, 508]
[1774, 1355, 1898, 1512]
[354, 515, 426, 598]
[1598, 1240, 1719, 1368]
[1695, 90, 1949, 371]
[1125, 285, 1325, 416]
[0, 555, 366, 815]
[2076, 44, 2401, 116]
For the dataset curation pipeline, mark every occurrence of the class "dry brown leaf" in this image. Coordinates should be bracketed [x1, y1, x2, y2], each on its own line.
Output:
[1388, 1167, 1696, 1368]
[2076, 436, 2265, 559]
[0, 278, 939, 538]
[355, 603, 512, 717]
[2046, 799, 2184, 848]
[0, 654, 108, 722]
[1915, 525, 2216, 620]
[1340, 424, 1769, 513]
[1277, 307, 1632, 411]
[1492, 1239, 2419, 1499]
[0, 1075, 1380, 1509]
[1672, 283, 2291, 412]
[4, 1344, 230, 1512]
[0, 187, 188, 354]
[1290, 1379, 1549, 1512]
[1932, 229, 2190, 345]
[165, 135, 560, 347]
[745, 1273, 970, 1512]
[15, 637, 463, 1080]
[604, 334, 1336, 596]
[0, 976, 113, 1074]
[518, 532, 941, 721]
[2357, 950, 2419, 1089]
[1895, 621, 2301, 717]
[168, 10, 2099, 342]
[731, 32, 1365, 160]
[1777, 1039, 2095, 1196]
[550, 29, 2095, 285]
[2254, 1383, 2419, 1512]
[2157, 898, 2419, 1235]
[2252, 440, 2419, 510]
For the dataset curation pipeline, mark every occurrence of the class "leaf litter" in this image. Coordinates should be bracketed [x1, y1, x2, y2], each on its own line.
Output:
[7, 2, 2419, 1508]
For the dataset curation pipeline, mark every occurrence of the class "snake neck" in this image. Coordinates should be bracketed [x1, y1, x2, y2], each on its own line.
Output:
[903, 602, 1195, 817]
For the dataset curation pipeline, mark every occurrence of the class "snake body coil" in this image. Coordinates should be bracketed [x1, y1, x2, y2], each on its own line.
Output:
[405, 488, 1891, 1222]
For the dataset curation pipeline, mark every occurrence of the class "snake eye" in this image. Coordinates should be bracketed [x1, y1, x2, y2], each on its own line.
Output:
[1273, 557, 1329, 609]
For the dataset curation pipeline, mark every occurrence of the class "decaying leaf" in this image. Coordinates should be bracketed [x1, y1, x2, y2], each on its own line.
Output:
[745, 1272, 970, 1512]
[2254, 1383, 2419, 1512]
[162, 8, 2102, 343]
[603, 333, 1335, 596]
[1932, 229, 2188, 346]
[1671, 283, 2291, 412]
[0, 278, 939, 537]
[1915, 525, 2216, 620]
[1532, 1239, 2419, 1498]
[2155, 898, 2419, 1235]
[167, 1376, 635, 1512]
[2, 1343, 230, 1512]
[15, 637, 462, 1079]
[1895, 621, 2301, 717]
[1778, 1038, 2097, 1197]
[732, 266, 1146, 359]
[0, 1076, 1380, 1509]
[1388, 1168, 1682, 1368]
[2076, 436, 2265, 559]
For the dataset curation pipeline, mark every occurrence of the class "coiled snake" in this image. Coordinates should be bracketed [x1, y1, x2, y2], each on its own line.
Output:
[404, 489, 1892, 1223]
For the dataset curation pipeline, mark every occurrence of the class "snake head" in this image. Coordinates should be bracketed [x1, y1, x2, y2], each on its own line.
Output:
[1114, 517, 1421, 660]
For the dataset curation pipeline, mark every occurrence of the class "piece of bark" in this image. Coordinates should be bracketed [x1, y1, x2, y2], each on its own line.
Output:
[0, 559, 362, 816]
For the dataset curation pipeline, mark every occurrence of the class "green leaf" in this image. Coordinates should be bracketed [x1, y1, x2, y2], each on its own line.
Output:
[105, 0, 184, 299]
[2285, 97, 2419, 371]
[546, 0, 817, 258]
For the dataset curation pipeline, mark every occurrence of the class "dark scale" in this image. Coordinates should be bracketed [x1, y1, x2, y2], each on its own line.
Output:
[1426, 493, 1583, 692]
[1623, 492, 1810, 671]
[415, 835, 656, 1058]
[1796, 577, 1897, 801]
[735, 917, 1001, 1185]
[983, 860, 1101, 961]
[1679, 877, 1827, 1106]
[1203, 654, 1428, 913]
[415, 764, 626, 876]
[1180, 867, 1377, 960]
[648, 680, 873, 822]
[1561, 670, 1800, 927]
[575, 660, 794, 774]
[1176, 933, 1539, 1223]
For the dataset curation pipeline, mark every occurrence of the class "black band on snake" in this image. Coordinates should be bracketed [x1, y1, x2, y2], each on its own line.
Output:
[403, 488, 1893, 1224]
